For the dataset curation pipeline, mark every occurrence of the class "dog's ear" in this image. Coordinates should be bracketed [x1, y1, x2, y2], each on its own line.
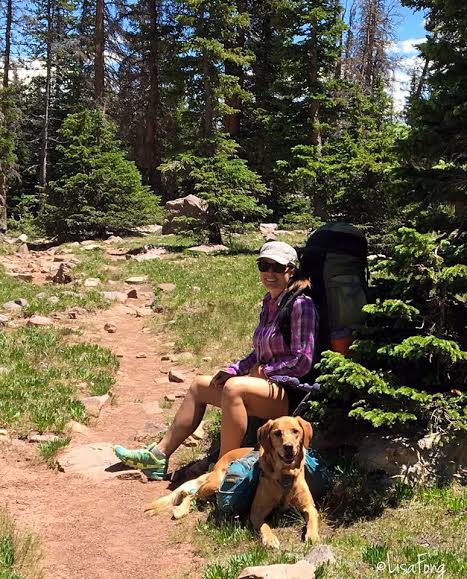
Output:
[257, 420, 273, 453]
[296, 417, 313, 448]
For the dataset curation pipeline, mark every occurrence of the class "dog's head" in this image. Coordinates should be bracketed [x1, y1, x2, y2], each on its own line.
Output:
[257, 416, 313, 466]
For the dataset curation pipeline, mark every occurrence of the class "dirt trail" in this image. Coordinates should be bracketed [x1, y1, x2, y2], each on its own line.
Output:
[0, 250, 204, 579]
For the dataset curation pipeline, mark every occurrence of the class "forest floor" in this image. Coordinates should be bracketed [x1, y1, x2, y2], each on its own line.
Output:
[0, 241, 206, 578]
[0, 232, 465, 579]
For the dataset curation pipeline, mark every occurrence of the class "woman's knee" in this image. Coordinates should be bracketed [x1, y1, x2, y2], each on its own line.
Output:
[189, 375, 212, 398]
[222, 377, 246, 401]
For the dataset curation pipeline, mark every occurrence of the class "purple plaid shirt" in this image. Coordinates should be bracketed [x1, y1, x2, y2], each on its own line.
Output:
[226, 291, 316, 379]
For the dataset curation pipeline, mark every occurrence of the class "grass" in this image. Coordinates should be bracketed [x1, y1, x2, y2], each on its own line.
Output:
[38, 436, 71, 466]
[0, 327, 118, 434]
[0, 267, 109, 317]
[0, 509, 42, 579]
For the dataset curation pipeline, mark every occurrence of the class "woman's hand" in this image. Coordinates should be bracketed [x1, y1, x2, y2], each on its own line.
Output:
[209, 370, 232, 389]
[249, 364, 267, 379]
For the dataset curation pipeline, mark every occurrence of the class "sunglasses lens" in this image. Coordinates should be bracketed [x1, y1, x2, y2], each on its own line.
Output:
[258, 261, 287, 273]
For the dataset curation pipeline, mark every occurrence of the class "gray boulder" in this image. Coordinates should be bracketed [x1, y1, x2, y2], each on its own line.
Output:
[162, 194, 208, 234]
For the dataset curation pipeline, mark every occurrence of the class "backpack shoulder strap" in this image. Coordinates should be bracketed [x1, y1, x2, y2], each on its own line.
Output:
[276, 288, 306, 348]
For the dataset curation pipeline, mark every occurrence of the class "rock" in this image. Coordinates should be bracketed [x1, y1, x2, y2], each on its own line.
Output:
[164, 394, 176, 403]
[104, 322, 117, 333]
[162, 194, 208, 235]
[101, 291, 127, 304]
[136, 352, 147, 359]
[192, 286, 201, 291]
[187, 244, 228, 255]
[0, 367, 9, 374]
[125, 276, 148, 285]
[0, 429, 10, 441]
[36, 292, 46, 299]
[16, 234, 28, 243]
[103, 235, 123, 243]
[174, 390, 186, 398]
[168, 370, 185, 383]
[142, 402, 164, 416]
[134, 224, 163, 235]
[127, 288, 138, 299]
[27, 432, 61, 444]
[202, 356, 212, 362]
[3, 301, 23, 311]
[27, 315, 54, 327]
[65, 420, 89, 436]
[47, 296, 60, 304]
[157, 283, 176, 293]
[81, 240, 98, 246]
[16, 243, 29, 255]
[134, 248, 167, 262]
[67, 307, 86, 319]
[83, 244, 102, 251]
[81, 394, 111, 418]
[57, 442, 119, 481]
[304, 545, 337, 567]
[192, 421, 206, 441]
[53, 256, 66, 262]
[112, 470, 146, 482]
[161, 355, 171, 361]
[182, 436, 197, 447]
[51, 263, 74, 284]
[259, 223, 279, 237]
[355, 430, 467, 485]
[0, 314, 9, 325]
[14, 298, 28, 307]
[238, 560, 316, 579]
[84, 277, 101, 288]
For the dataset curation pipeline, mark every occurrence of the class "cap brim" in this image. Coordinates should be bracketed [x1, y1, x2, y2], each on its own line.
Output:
[257, 251, 291, 265]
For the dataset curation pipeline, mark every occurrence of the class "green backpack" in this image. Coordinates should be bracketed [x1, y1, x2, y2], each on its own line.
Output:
[278, 222, 368, 354]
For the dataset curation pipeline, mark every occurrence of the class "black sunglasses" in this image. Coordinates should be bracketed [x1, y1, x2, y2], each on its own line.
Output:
[257, 260, 290, 273]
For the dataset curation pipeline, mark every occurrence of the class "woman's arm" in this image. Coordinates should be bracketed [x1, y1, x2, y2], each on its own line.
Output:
[225, 350, 258, 376]
[262, 295, 316, 378]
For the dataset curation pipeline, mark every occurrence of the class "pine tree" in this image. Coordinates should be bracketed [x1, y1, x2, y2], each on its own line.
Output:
[309, 227, 466, 434]
[400, 0, 466, 231]
[42, 108, 161, 238]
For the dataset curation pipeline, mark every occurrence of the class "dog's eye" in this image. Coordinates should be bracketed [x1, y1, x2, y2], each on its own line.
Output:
[291, 429, 300, 435]
[273, 430, 282, 437]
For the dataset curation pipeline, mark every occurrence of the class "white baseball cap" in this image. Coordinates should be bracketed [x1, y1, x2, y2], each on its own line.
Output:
[257, 241, 298, 265]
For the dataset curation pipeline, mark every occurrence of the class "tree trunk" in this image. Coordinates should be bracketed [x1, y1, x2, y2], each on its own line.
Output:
[0, 174, 7, 233]
[343, 1, 356, 80]
[94, 0, 105, 106]
[309, 16, 322, 154]
[143, 0, 162, 193]
[39, 0, 54, 190]
[414, 56, 430, 99]
[334, 0, 343, 80]
[202, 49, 214, 146]
[3, 0, 12, 89]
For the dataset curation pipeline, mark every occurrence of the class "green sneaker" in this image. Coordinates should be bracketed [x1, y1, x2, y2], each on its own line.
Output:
[113, 443, 167, 480]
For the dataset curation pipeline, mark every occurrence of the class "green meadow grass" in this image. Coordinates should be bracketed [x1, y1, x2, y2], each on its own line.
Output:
[0, 327, 118, 434]
[0, 267, 109, 316]
[0, 509, 42, 579]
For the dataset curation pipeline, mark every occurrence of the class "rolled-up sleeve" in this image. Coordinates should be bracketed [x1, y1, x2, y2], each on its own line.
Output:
[225, 350, 258, 376]
[262, 296, 315, 378]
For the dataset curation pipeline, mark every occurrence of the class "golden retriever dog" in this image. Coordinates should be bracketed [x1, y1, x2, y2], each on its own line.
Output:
[145, 416, 319, 548]
[250, 416, 320, 549]
[144, 447, 253, 519]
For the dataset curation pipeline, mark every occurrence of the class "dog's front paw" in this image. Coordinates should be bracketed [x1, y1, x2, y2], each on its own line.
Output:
[304, 529, 320, 544]
[261, 530, 281, 550]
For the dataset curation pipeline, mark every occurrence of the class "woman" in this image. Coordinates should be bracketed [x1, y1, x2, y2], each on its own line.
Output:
[114, 241, 317, 480]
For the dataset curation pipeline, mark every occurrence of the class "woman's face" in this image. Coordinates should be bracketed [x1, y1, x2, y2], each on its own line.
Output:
[258, 258, 294, 297]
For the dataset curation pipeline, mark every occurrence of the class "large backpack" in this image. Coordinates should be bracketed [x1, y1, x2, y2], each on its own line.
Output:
[216, 448, 331, 516]
[278, 222, 368, 355]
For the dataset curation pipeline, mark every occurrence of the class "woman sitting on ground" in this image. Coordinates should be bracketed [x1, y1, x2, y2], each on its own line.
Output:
[114, 241, 317, 480]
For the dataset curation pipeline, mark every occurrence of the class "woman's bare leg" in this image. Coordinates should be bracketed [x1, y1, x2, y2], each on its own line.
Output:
[219, 377, 288, 457]
[157, 375, 222, 456]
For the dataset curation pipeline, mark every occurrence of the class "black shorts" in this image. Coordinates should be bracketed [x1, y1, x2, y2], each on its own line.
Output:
[282, 385, 308, 415]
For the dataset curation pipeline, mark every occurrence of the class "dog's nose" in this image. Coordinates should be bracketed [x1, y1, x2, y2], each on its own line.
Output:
[283, 443, 294, 455]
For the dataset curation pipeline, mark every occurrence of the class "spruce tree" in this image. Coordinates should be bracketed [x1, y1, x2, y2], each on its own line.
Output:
[43, 109, 161, 239]
[400, 0, 466, 231]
